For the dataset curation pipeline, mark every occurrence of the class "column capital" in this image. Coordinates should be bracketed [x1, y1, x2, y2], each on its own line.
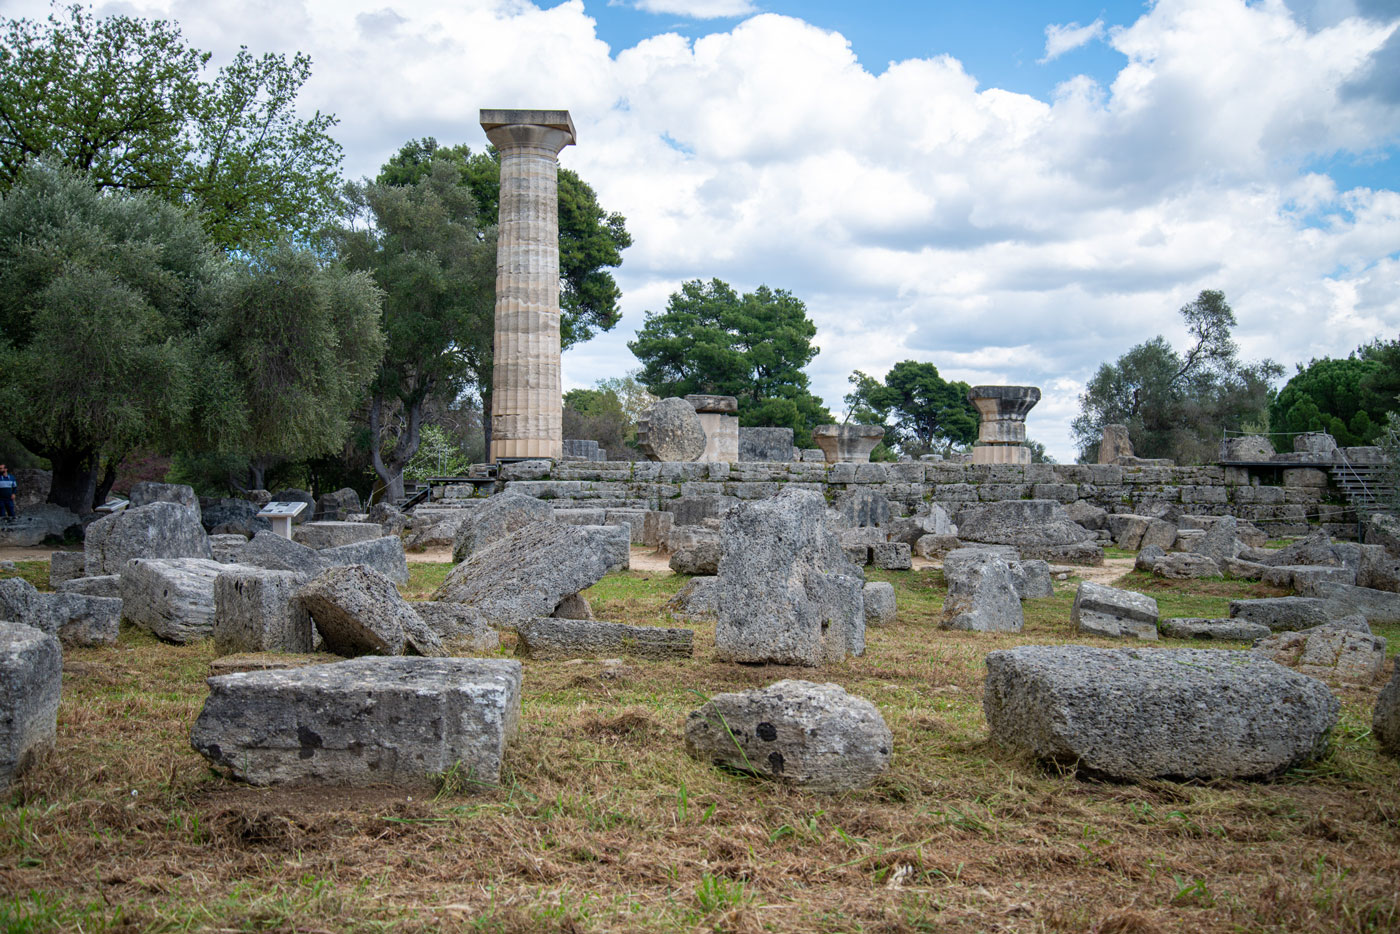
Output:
[480, 109, 576, 152]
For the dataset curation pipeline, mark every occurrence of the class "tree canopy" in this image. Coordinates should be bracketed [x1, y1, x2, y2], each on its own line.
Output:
[1269, 354, 1385, 448]
[0, 5, 342, 250]
[1071, 290, 1282, 464]
[628, 278, 833, 447]
[843, 360, 978, 456]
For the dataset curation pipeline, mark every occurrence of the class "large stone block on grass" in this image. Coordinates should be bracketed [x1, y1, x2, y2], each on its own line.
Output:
[1228, 597, 1332, 631]
[1152, 553, 1222, 580]
[1159, 618, 1271, 641]
[941, 552, 1023, 632]
[515, 618, 694, 660]
[1375, 663, 1400, 757]
[55, 576, 120, 599]
[984, 646, 1338, 781]
[1252, 621, 1386, 684]
[713, 490, 865, 666]
[213, 568, 314, 656]
[292, 522, 383, 550]
[1072, 581, 1158, 640]
[320, 536, 410, 585]
[121, 558, 230, 643]
[434, 522, 624, 628]
[1309, 582, 1400, 625]
[669, 529, 722, 575]
[190, 657, 521, 787]
[296, 565, 443, 657]
[85, 502, 212, 576]
[230, 530, 326, 577]
[48, 552, 85, 586]
[863, 582, 896, 627]
[410, 603, 500, 653]
[872, 542, 912, 570]
[0, 622, 61, 789]
[1008, 559, 1053, 599]
[685, 680, 891, 791]
[0, 578, 121, 646]
[451, 492, 554, 563]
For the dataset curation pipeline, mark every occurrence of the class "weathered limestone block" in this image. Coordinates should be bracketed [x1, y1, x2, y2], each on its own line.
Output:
[1219, 435, 1275, 462]
[0, 504, 81, 547]
[0, 622, 61, 789]
[957, 500, 1092, 548]
[1228, 597, 1332, 631]
[884, 504, 953, 545]
[942, 552, 1023, 632]
[55, 575, 120, 599]
[984, 646, 1337, 781]
[1374, 663, 1400, 757]
[48, 552, 85, 586]
[1065, 500, 1108, 531]
[434, 522, 621, 628]
[1261, 565, 1355, 591]
[314, 487, 362, 521]
[1072, 581, 1159, 640]
[209, 534, 249, 564]
[872, 542, 912, 570]
[296, 565, 443, 657]
[410, 603, 500, 653]
[834, 489, 892, 528]
[637, 398, 708, 462]
[713, 490, 865, 666]
[237, 530, 327, 576]
[812, 424, 885, 463]
[191, 656, 521, 786]
[1310, 582, 1400, 625]
[128, 481, 200, 514]
[738, 427, 795, 462]
[1152, 553, 1222, 580]
[121, 558, 231, 643]
[663, 575, 720, 621]
[403, 511, 472, 550]
[452, 492, 554, 563]
[1364, 513, 1400, 557]
[0, 578, 121, 647]
[292, 522, 382, 550]
[669, 534, 722, 575]
[643, 511, 674, 550]
[1252, 621, 1386, 684]
[320, 537, 410, 586]
[550, 592, 593, 620]
[863, 582, 896, 626]
[1135, 544, 1166, 573]
[213, 568, 314, 656]
[914, 534, 962, 558]
[1009, 559, 1053, 599]
[201, 498, 269, 537]
[515, 618, 693, 660]
[85, 502, 212, 576]
[1159, 618, 1271, 641]
[685, 680, 892, 791]
[1098, 424, 1134, 464]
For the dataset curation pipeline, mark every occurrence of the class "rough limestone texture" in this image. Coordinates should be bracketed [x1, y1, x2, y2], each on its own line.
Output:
[314, 487, 362, 521]
[55, 576, 120, 600]
[209, 534, 250, 564]
[1364, 514, 1400, 558]
[48, 552, 86, 586]
[685, 680, 891, 791]
[958, 500, 1092, 547]
[191, 656, 521, 786]
[1072, 581, 1159, 640]
[435, 521, 621, 628]
[835, 489, 892, 528]
[1098, 424, 1134, 464]
[129, 481, 200, 514]
[669, 532, 722, 575]
[863, 582, 897, 627]
[121, 558, 233, 643]
[515, 618, 693, 660]
[84, 502, 212, 576]
[663, 576, 719, 621]
[738, 427, 795, 462]
[292, 522, 382, 550]
[915, 534, 963, 558]
[713, 490, 865, 666]
[984, 646, 1338, 781]
[1135, 545, 1166, 573]
[1009, 559, 1053, 599]
[872, 542, 912, 571]
[410, 603, 500, 653]
[451, 493, 554, 563]
[0, 622, 62, 789]
[0, 504, 81, 547]
[296, 565, 444, 657]
[1252, 622, 1386, 684]
[1195, 515, 1241, 565]
[0, 578, 121, 647]
[213, 568, 314, 656]
[812, 423, 885, 463]
[321, 537, 410, 586]
[1309, 582, 1400, 626]
[636, 397, 708, 462]
[1229, 597, 1332, 631]
[236, 530, 326, 576]
[942, 552, 1023, 632]
[1374, 663, 1400, 757]
[1159, 618, 1271, 641]
[1152, 553, 1223, 580]
[550, 592, 593, 620]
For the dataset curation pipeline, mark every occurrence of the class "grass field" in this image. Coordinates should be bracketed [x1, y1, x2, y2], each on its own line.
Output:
[2, 555, 1398, 933]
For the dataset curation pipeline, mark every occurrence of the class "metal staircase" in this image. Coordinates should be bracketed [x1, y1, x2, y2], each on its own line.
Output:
[1329, 460, 1394, 518]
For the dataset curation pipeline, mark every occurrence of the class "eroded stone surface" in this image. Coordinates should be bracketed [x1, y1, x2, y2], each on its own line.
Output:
[637, 398, 707, 462]
[213, 568, 314, 656]
[863, 582, 896, 627]
[451, 493, 554, 564]
[85, 502, 212, 576]
[1252, 621, 1386, 684]
[1072, 581, 1159, 640]
[942, 551, 1023, 632]
[1159, 618, 1271, 641]
[1375, 663, 1400, 758]
[296, 565, 444, 657]
[293, 522, 382, 550]
[410, 603, 500, 653]
[0, 622, 61, 789]
[515, 618, 693, 660]
[121, 558, 230, 643]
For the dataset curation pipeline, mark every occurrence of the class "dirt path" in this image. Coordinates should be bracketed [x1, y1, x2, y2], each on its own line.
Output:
[0, 545, 58, 563]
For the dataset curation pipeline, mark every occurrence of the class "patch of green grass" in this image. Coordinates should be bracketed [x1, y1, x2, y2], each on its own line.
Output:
[0, 560, 52, 592]
[1102, 546, 1136, 559]
[402, 561, 452, 600]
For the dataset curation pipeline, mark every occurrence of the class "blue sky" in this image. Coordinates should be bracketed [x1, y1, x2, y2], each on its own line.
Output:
[6, 0, 1397, 460]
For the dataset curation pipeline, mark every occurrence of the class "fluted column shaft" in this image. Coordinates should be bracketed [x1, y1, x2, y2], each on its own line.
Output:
[481, 112, 575, 462]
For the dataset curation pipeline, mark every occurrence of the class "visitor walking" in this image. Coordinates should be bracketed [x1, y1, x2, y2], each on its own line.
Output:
[0, 464, 15, 521]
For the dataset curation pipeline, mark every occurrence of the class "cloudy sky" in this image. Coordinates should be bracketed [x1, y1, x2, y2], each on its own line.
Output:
[7, 0, 1398, 460]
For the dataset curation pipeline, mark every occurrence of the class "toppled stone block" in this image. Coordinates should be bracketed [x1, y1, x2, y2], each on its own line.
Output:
[515, 618, 693, 660]
[914, 534, 961, 558]
[1261, 565, 1355, 591]
[863, 582, 896, 626]
[942, 552, 1023, 632]
[201, 498, 269, 537]
[1229, 597, 1332, 631]
[296, 565, 443, 657]
[1152, 553, 1222, 580]
[872, 542, 911, 570]
[213, 568, 314, 656]
[1159, 618, 1271, 641]
[314, 487, 362, 521]
[0, 504, 81, 547]
[637, 397, 708, 462]
[209, 534, 249, 564]
[48, 552, 85, 586]
[1374, 663, 1400, 758]
[1195, 515, 1242, 564]
[55, 575, 120, 599]
[884, 505, 952, 545]
[0, 622, 61, 789]
[0, 578, 120, 647]
[1364, 513, 1400, 558]
[663, 576, 719, 621]
[85, 502, 212, 576]
[451, 492, 554, 563]
[958, 500, 1092, 548]
[1135, 544, 1166, 573]
[190, 657, 521, 786]
[643, 511, 674, 550]
[669, 529, 722, 575]
[1009, 559, 1053, 599]
[1065, 500, 1108, 531]
[129, 481, 200, 514]
[984, 646, 1338, 780]
[238, 530, 326, 576]
[320, 537, 410, 586]
[410, 603, 500, 653]
[713, 490, 865, 666]
[843, 543, 871, 566]
[550, 592, 593, 620]
[1072, 581, 1158, 640]
[434, 522, 622, 629]
[685, 680, 891, 791]
[1252, 621, 1386, 684]
[1309, 582, 1400, 625]
[292, 522, 383, 550]
[121, 558, 231, 643]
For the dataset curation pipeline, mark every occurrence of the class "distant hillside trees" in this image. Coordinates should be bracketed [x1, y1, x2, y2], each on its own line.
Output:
[1072, 290, 1282, 464]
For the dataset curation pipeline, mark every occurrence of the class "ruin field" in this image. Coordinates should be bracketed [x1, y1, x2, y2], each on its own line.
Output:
[2, 558, 1398, 934]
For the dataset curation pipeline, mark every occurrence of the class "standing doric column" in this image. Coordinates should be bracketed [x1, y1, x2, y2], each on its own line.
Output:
[969, 386, 1041, 465]
[480, 109, 576, 462]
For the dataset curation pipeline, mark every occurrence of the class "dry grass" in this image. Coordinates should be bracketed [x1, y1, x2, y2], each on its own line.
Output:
[2, 559, 1399, 933]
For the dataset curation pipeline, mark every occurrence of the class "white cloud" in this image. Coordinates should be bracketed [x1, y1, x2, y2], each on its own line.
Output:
[7, 0, 1400, 461]
[1039, 18, 1105, 62]
[629, 0, 757, 18]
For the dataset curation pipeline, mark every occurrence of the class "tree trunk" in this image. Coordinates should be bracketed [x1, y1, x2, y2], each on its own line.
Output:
[45, 447, 101, 513]
[369, 393, 424, 504]
[93, 456, 121, 510]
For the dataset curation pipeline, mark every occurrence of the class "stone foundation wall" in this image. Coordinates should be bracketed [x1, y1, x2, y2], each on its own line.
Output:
[440, 461, 1355, 537]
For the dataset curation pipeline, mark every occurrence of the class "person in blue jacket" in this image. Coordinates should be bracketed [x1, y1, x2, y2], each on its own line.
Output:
[0, 465, 16, 520]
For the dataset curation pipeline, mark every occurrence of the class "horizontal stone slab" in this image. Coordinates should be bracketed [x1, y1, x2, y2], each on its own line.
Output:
[515, 618, 693, 660]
